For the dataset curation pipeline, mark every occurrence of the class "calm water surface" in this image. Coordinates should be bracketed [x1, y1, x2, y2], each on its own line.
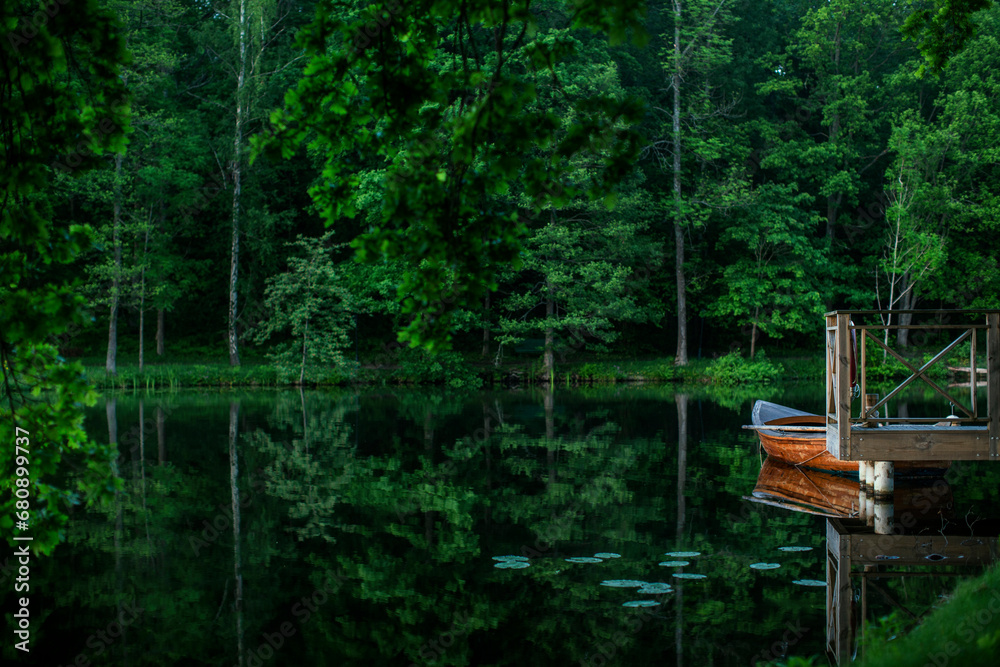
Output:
[13, 385, 1000, 666]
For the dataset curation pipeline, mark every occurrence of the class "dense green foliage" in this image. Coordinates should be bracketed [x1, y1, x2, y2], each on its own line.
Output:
[6, 0, 1000, 556]
[11, 0, 1000, 382]
[1, 0, 130, 553]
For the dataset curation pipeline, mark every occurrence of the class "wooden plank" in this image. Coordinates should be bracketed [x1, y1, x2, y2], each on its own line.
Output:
[826, 315, 837, 419]
[741, 424, 827, 432]
[848, 533, 999, 566]
[828, 518, 844, 557]
[837, 314, 852, 459]
[850, 428, 990, 461]
[852, 324, 987, 331]
[971, 325, 978, 419]
[826, 309, 1000, 317]
[859, 328, 867, 419]
[848, 418, 986, 424]
[947, 366, 987, 375]
[989, 313, 1000, 459]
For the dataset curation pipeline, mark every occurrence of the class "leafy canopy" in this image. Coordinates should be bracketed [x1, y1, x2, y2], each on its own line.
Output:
[254, 0, 649, 351]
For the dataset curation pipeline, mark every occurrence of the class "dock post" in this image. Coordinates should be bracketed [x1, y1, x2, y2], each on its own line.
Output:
[988, 313, 1000, 459]
[864, 393, 880, 427]
[864, 463, 875, 526]
[873, 461, 894, 498]
[858, 461, 872, 521]
[873, 461, 894, 534]
[857, 463, 866, 521]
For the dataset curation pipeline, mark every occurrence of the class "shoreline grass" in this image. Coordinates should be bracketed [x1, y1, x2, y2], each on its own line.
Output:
[78, 351, 825, 390]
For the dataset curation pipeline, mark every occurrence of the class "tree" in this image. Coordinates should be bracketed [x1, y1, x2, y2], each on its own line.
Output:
[226, 0, 284, 366]
[885, 6, 1000, 313]
[876, 119, 949, 349]
[902, 0, 994, 76]
[755, 0, 915, 311]
[251, 233, 354, 384]
[650, 0, 737, 365]
[498, 206, 658, 380]
[255, 0, 648, 351]
[1, 0, 129, 554]
[708, 183, 824, 357]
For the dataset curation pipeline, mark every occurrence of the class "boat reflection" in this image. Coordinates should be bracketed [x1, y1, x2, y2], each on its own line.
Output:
[746, 459, 998, 665]
[746, 458, 953, 522]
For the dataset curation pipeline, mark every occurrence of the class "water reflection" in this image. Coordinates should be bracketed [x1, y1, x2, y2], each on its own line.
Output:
[747, 457, 1000, 664]
[8, 387, 1000, 666]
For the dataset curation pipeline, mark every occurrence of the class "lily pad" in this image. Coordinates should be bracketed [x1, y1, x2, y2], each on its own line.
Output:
[664, 551, 701, 558]
[778, 546, 813, 552]
[492, 555, 529, 561]
[637, 583, 673, 594]
[658, 560, 690, 567]
[494, 561, 530, 569]
[600, 579, 648, 588]
[565, 557, 604, 564]
[594, 552, 621, 559]
[622, 600, 660, 608]
[750, 563, 781, 570]
[792, 579, 826, 587]
[672, 573, 707, 580]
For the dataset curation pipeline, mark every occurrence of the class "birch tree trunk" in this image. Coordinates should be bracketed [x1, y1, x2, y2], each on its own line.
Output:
[673, 0, 688, 366]
[228, 0, 249, 367]
[138, 221, 149, 371]
[107, 153, 123, 375]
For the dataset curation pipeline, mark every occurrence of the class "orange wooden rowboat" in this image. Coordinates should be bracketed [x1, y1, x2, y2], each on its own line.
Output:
[750, 400, 949, 474]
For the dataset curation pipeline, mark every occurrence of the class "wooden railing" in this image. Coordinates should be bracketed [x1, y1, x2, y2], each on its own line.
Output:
[825, 310, 1000, 461]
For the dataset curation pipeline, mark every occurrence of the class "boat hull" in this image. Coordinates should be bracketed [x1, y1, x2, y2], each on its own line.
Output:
[751, 400, 948, 474]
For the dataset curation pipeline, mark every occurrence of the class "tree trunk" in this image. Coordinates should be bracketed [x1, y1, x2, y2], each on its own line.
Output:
[300, 317, 308, 385]
[482, 292, 490, 358]
[107, 153, 123, 375]
[673, 1, 688, 366]
[139, 222, 149, 371]
[750, 319, 758, 359]
[156, 309, 165, 356]
[228, 0, 249, 367]
[896, 275, 914, 348]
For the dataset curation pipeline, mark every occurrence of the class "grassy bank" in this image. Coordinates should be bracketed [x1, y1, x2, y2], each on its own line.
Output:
[78, 350, 819, 390]
[769, 560, 1000, 667]
[855, 561, 1000, 667]
[75, 343, 980, 390]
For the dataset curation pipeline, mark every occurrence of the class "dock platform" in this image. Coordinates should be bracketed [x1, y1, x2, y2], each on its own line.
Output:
[824, 310, 1000, 462]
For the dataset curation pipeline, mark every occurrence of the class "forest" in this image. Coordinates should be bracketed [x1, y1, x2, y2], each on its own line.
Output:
[4, 3, 1000, 660]
[5, 0, 1000, 390]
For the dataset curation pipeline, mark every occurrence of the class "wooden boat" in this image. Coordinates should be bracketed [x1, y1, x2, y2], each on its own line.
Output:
[750, 400, 948, 474]
[748, 458, 953, 522]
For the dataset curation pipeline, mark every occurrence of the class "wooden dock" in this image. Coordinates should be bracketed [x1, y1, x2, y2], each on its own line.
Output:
[824, 310, 1000, 462]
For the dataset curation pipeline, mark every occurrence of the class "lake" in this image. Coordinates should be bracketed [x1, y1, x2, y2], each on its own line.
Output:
[12, 384, 1000, 666]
